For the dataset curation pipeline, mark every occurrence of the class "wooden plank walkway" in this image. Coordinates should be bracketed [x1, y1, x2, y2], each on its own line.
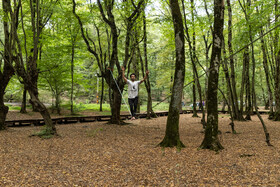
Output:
[5, 110, 269, 128]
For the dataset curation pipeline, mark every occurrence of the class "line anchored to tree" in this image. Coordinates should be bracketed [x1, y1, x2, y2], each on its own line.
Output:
[146, 21, 280, 112]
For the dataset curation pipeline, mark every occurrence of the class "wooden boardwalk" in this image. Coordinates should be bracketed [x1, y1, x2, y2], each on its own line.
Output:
[5, 110, 269, 127]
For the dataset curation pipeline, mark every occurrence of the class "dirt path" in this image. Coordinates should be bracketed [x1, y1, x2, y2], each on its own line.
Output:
[1, 114, 280, 186]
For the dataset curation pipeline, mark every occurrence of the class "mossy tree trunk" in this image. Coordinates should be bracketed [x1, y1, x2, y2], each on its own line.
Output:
[159, 0, 185, 148]
[142, 9, 156, 119]
[274, 0, 280, 121]
[260, 28, 274, 118]
[244, 47, 252, 120]
[200, 0, 225, 152]
[100, 77, 104, 112]
[74, 0, 144, 124]
[227, 0, 244, 121]
[0, 0, 15, 130]
[0, 92, 9, 131]
[239, 50, 247, 116]
[240, 0, 272, 145]
[20, 87, 27, 114]
[5, 0, 58, 136]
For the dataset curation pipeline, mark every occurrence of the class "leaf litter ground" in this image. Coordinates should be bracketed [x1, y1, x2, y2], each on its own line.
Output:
[1, 114, 280, 186]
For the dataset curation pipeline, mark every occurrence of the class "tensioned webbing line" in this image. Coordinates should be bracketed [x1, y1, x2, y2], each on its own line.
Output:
[108, 68, 133, 117]
[142, 21, 280, 114]
[0, 18, 280, 117]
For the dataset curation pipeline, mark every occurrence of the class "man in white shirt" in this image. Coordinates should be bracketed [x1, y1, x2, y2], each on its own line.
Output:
[122, 66, 149, 120]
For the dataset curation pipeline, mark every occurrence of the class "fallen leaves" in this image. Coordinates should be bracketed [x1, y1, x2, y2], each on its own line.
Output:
[1, 114, 280, 185]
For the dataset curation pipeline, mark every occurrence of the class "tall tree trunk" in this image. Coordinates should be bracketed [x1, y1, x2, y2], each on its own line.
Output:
[5, 0, 57, 136]
[222, 40, 237, 119]
[182, 0, 204, 121]
[260, 29, 274, 118]
[110, 85, 123, 124]
[55, 89, 61, 115]
[191, 0, 198, 118]
[203, 34, 211, 111]
[133, 50, 141, 113]
[274, 0, 280, 121]
[244, 46, 252, 120]
[200, 0, 224, 151]
[239, 49, 248, 116]
[70, 33, 75, 115]
[250, 28, 272, 146]
[0, 0, 15, 130]
[0, 92, 9, 130]
[20, 86, 27, 113]
[29, 0, 40, 112]
[100, 77, 104, 112]
[221, 77, 226, 112]
[142, 10, 155, 119]
[192, 69, 198, 117]
[240, 0, 272, 145]
[74, 0, 144, 124]
[227, 0, 243, 121]
[29, 90, 57, 134]
[159, 0, 185, 148]
[139, 47, 155, 119]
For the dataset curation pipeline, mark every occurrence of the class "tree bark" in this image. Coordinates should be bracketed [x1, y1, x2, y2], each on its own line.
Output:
[244, 46, 252, 120]
[239, 49, 248, 116]
[0, 92, 9, 130]
[100, 77, 104, 112]
[200, 0, 224, 151]
[191, 0, 198, 118]
[70, 29, 76, 115]
[0, 0, 15, 130]
[133, 50, 141, 113]
[227, 0, 243, 121]
[74, 0, 144, 124]
[260, 29, 274, 118]
[29, 90, 57, 134]
[8, 0, 58, 135]
[240, 0, 272, 145]
[142, 10, 156, 119]
[274, 0, 280, 121]
[159, 0, 185, 148]
[20, 86, 27, 114]
[55, 88, 61, 115]
[110, 85, 123, 124]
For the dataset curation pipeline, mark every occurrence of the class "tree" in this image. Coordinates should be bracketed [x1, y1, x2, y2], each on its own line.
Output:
[0, 0, 15, 130]
[159, 0, 185, 148]
[200, 0, 225, 151]
[273, 0, 280, 121]
[5, 0, 58, 136]
[73, 0, 144, 124]
[226, 0, 244, 121]
[239, 0, 272, 146]
[139, 5, 156, 119]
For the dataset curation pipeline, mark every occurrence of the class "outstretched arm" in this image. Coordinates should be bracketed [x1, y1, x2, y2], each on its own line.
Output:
[122, 66, 128, 83]
[140, 70, 149, 84]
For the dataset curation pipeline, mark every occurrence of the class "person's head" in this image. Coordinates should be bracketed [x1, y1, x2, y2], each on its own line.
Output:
[130, 73, 136, 81]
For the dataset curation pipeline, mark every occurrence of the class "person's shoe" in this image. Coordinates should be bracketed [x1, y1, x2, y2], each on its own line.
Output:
[131, 117, 136, 120]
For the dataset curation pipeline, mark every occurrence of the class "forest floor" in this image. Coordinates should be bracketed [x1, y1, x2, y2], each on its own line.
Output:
[1, 113, 280, 186]
[5, 109, 128, 121]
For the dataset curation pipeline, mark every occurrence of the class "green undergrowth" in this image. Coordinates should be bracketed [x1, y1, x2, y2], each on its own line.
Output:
[86, 128, 103, 137]
[30, 127, 57, 139]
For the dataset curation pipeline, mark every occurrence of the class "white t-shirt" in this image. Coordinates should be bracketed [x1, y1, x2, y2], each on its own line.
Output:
[127, 80, 141, 99]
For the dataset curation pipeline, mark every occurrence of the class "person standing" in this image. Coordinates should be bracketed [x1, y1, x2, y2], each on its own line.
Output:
[122, 66, 149, 120]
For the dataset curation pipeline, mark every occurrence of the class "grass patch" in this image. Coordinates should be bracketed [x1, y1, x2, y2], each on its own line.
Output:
[9, 106, 21, 111]
[86, 128, 103, 137]
[61, 103, 112, 113]
[30, 127, 56, 139]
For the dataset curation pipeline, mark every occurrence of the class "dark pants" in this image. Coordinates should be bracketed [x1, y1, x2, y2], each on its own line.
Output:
[128, 97, 138, 117]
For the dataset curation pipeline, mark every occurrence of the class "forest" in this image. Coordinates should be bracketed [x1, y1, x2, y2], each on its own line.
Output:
[1, 0, 280, 185]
